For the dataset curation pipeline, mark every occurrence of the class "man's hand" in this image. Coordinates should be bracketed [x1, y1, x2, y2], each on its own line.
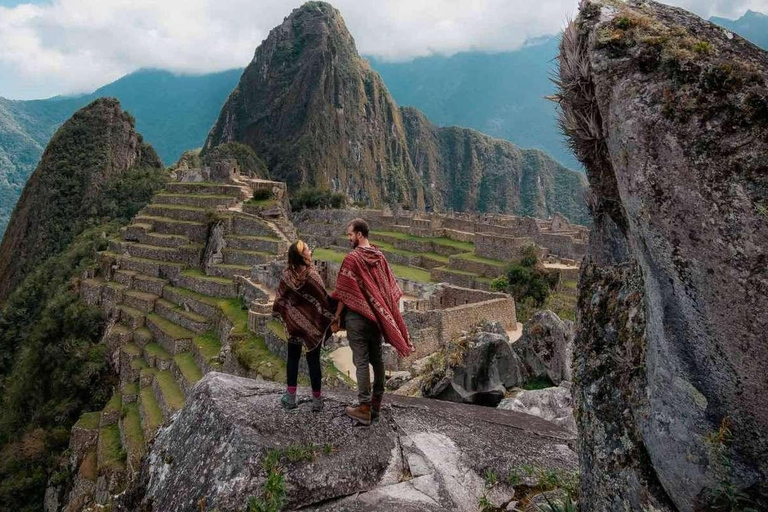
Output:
[331, 320, 340, 333]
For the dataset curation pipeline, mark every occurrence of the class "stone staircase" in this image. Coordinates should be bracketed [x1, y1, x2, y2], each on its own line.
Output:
[66, 177, 303, 505]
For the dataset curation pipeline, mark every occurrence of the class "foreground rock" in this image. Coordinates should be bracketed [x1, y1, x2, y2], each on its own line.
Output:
[420, 323, 528, 406]
[498, 382, 576, 434]
[558, 1, 768, 509]
[512, 310, 574, 385]
[118, 372, 577, 511]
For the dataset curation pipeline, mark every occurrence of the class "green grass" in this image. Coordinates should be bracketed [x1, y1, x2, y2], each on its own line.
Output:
[234, 334, 287, 382]
[148, 313, 194, 339]
[155, 192, 234, 200]
[144, 342, 172, 360]
[391, 263, 434, 283]
[373, 230, 474, 252]
[131, 358, 149, 371]
[220, 298, 249, 334]
[313, 248, 434, 283]
[148, 203, 208, 212]
[140, 386, 164, 430]
[181, 268, 235, 284]
[436, 266, 478, 276]
[140, 366, 158, 380]
[121, 403, 145, 461]
[157, 298, 209, 322]
[453, 252, 507, 268]
[267, 320, 287, 341]
[373, 239, 449, 263]
[193, 329, 223, 363]
[174, 352, 203, 384]
[121, 343, 142, 357]
[165, 285, 224, 307]
[98, 424, 126, 472]
[134, 214, 204, 226]
[75, 411, 101, 430]
[225, 234, 281, 243]
[122, 382, 139, 396]
[155, 371, 185, 411]
[313, 248, 345, 264]
[103, 393, 122, 416]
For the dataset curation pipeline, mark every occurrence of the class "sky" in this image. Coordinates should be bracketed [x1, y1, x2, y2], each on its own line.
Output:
[0, 0, 766, 100]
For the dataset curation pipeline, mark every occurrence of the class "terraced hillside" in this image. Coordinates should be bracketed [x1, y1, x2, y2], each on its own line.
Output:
[316, 230, 503, 290]
[61, 176, 349, 508]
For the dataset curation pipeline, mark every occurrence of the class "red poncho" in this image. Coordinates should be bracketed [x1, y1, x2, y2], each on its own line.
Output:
[332, 246, 414, 357]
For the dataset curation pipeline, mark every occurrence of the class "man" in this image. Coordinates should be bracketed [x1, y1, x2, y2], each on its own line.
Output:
[332, 218, 414, 425]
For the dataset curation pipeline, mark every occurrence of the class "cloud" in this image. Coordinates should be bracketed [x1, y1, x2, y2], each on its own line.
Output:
[0, 0, 766, 99]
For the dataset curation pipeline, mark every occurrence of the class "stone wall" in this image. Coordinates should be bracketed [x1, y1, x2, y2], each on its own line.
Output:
[474, 233, 535, 261]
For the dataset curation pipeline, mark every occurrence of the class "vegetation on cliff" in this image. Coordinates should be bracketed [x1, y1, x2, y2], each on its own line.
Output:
[0, 98, 164, 303]
[0, 100, 165, 510]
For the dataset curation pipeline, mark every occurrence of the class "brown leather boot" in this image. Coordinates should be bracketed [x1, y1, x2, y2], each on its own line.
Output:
[371, 394, 383, 420]
[345, 402, 372, 426]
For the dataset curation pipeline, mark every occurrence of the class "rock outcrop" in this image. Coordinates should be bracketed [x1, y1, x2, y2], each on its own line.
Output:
[512, 310, 574, 385]
[0, 98, 162, 303]
[557, 1, 768, 509]
[118, 372, 578, 511]
[420, 323, 528, 407]
[204, 2, 589, 222]
[498, 382, 576, 434]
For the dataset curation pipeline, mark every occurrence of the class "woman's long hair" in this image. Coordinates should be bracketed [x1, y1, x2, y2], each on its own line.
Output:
[287, 240, 310, 271]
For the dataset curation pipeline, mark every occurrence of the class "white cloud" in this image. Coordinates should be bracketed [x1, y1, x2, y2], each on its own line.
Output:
[0, 0, 766, 99]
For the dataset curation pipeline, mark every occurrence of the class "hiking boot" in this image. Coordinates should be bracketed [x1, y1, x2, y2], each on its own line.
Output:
[345, 402, 372, 425]
[281, 393, 297, 410]
[312, 396, 323, 412]
[371, 394, 383, 420]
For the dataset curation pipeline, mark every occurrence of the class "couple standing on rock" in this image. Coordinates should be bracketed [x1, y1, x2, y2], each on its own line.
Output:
[271, 218, 415, 425]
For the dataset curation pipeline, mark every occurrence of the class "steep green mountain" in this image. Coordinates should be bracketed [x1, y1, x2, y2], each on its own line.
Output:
[0, 98, 165, 511]
[205, 1, 589, 222]
[0, 69, 240, 237]
[0, 98, 163, 302]
[711, 10, 768, 50]
[368, 36, 580, 171]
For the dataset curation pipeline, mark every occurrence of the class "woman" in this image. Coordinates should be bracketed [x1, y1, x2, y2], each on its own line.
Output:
[272, 240, 335, 411]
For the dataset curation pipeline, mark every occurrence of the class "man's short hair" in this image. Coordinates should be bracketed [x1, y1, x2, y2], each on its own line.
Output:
[348, 218, 369, 238]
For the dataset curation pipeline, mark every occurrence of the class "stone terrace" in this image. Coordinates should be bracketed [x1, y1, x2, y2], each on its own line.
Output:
[65, 163, 350, 509]
[293, 208, 585, 292]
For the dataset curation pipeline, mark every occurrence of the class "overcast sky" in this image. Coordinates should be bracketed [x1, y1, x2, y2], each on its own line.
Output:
[0, 0, 766, 100]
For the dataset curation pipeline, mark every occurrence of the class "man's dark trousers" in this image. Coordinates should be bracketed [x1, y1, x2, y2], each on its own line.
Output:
[345, 310, 385, 403]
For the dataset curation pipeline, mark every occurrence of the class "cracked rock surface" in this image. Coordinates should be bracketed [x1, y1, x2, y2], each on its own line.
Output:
[118, 372, 577, 511]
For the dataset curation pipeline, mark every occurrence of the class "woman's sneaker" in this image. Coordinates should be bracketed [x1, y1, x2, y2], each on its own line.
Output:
[312, 396, 323, 412]
[281, 393, 297, 410]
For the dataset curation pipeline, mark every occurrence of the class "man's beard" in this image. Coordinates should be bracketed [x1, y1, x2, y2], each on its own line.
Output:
[350, 238, 358, 249]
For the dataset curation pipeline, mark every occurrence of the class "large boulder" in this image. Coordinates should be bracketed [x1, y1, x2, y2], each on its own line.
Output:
[558, 1, 768, 509]
[118, 372, 577, 511]
[512, 310, 574, 385]
[498, 382, 577, 434]
[421, 324, 528, 407]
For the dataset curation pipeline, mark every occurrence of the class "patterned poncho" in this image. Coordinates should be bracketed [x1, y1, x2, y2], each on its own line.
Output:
[272, 266, 335, 352]
[332, 246, 414, 358]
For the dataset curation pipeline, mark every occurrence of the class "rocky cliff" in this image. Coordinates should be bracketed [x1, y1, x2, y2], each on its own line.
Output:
[0, 98, 162, 303]
[557, 0, 768, 510]
[205, 2, 589, 222]
[401, 107, 589, 222]
[117, 372, 578, 511]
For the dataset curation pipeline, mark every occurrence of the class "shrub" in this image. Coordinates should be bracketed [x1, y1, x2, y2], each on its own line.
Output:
[252, 189, 273, 201]
[290, 187, 347, 212]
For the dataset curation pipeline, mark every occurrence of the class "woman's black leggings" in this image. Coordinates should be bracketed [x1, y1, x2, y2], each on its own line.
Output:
[286, 343, 322, 392]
